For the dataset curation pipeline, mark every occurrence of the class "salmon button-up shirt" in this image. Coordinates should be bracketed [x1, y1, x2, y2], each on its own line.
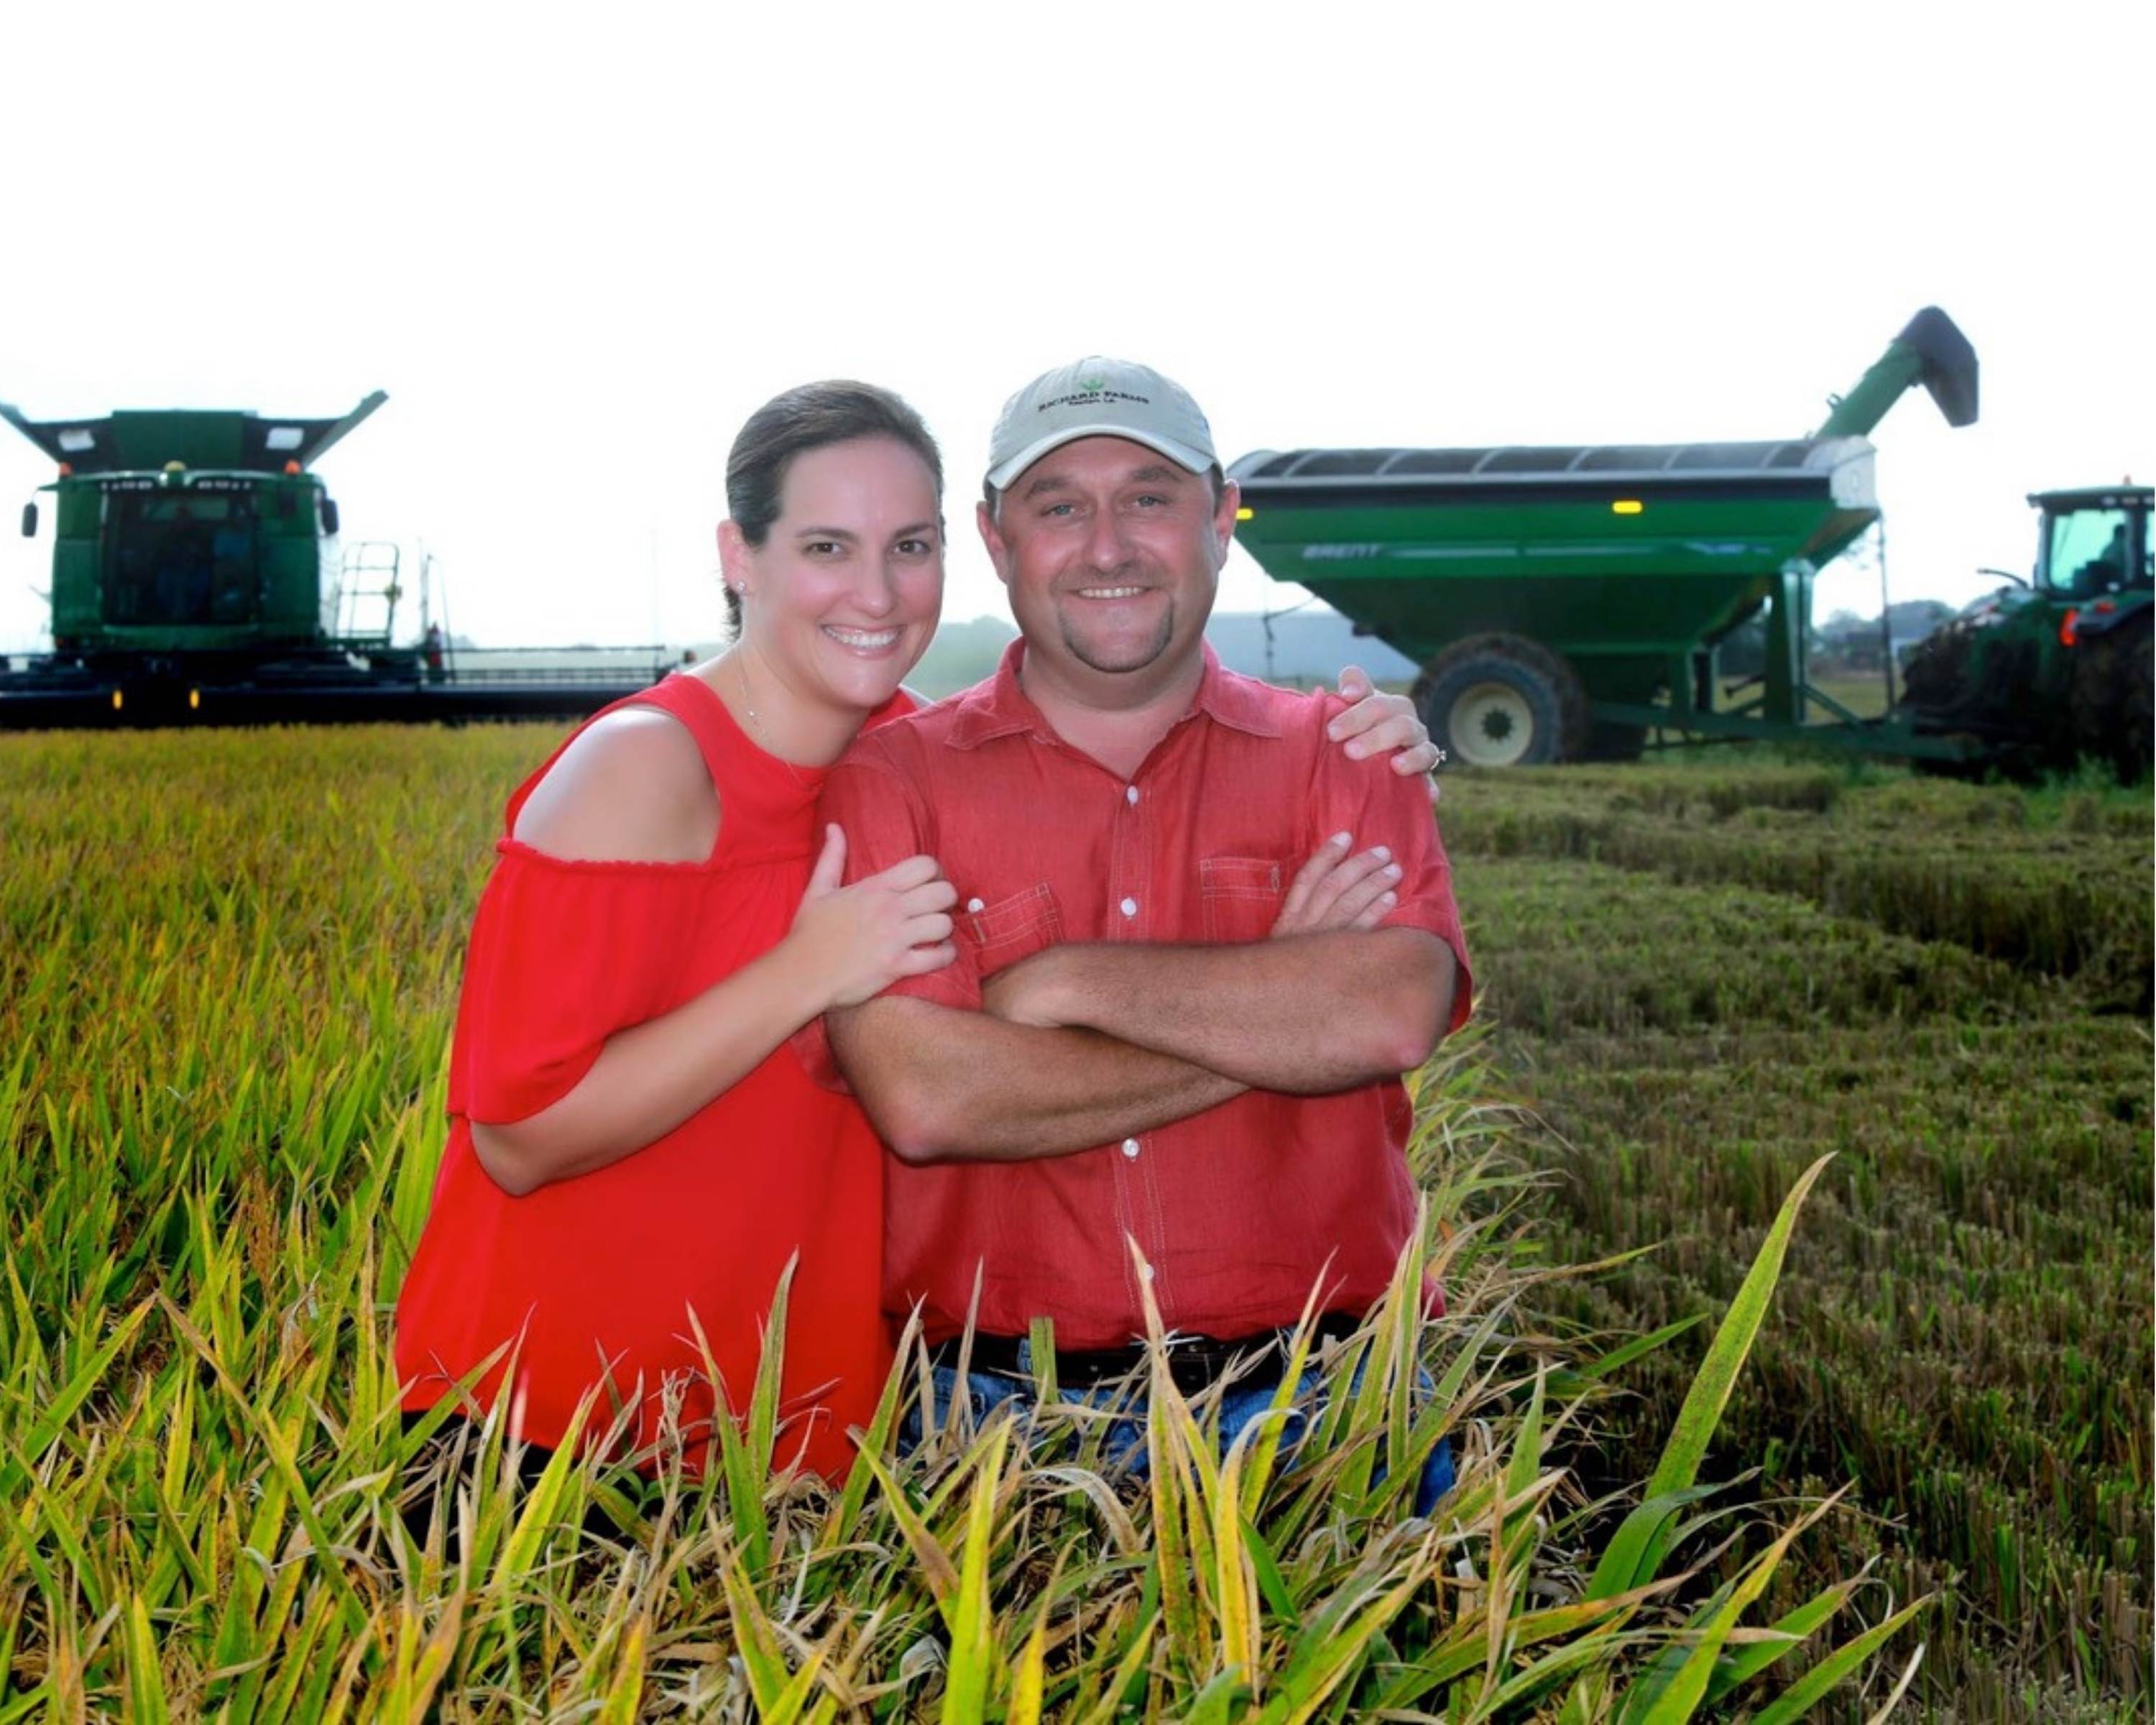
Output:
[816, 642, 1473, 1351]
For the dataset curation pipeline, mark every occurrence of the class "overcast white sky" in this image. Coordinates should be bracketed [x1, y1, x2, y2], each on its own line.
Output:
[1, 2, 2149, 654]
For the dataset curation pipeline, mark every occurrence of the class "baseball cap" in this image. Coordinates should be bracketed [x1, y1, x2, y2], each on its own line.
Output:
[985, 356, 1217, 491]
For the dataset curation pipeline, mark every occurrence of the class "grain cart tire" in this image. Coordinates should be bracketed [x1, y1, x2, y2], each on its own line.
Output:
[1412, 634, 1589, 766]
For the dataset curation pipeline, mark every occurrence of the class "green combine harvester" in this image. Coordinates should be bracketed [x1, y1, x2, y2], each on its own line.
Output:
[0, 392, 671, 727]
[1231, 308, 2152, 776]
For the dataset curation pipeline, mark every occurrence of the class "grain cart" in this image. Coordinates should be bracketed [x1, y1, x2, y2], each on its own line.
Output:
[1230, 308, 1982, 765]
[1, 392, 671, 728]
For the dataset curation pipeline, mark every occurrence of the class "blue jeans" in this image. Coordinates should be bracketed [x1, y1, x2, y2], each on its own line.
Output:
[903, 1348, 1456, 1514]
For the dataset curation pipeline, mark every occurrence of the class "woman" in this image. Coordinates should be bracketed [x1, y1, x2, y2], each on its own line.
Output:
[393, 381, 1434, 1482]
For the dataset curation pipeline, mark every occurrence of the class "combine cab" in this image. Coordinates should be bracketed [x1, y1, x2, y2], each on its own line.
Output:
[1, 393, 671, 727]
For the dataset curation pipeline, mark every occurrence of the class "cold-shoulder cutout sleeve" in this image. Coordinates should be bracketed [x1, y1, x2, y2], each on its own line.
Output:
[510, 706, 721, 865]
[448, 843, 721, 1125]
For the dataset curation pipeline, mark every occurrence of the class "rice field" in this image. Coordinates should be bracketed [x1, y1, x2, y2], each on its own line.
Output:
[1441, 758, 2152, 1721]
[1, 723, 2142, 1718]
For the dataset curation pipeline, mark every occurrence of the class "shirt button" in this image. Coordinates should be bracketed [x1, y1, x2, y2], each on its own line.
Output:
[1120, 1137, 1141, 1159]
[1125, 784, 1140, 806]
[1142, 1264, 1156, 1281]
[965, 897, 985, 913]
[1119, 896, 1138, 918]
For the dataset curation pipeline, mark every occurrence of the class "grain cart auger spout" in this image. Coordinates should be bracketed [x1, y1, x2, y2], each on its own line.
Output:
[1, 392, 674, 729]
[1229, 306, 1987, 767]
[1813, 306, 1979, 438]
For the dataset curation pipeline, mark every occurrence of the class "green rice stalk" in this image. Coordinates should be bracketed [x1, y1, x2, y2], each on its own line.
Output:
[692, 1254, 797, 1578]
[821, 1305, 923, 1557]
[484, 1392, 593, 1596]
[849, 1443, 960, 1607]
[1861, 1635, 1930, 1722]
[373, 1592, 464, 1719]
[1252, 1540, 1438, 1724]
[1003, 1558, 1059, 1725]
[1702, 1573, 1858, 1702]
[1237, 1278, 1327, 1524]
[0, 1298, 150, 1506]
[1240, 1510, 1299, 1626]
[1649, 1154, 1834, 1505]
[1623, 1485, 1848, 1722]
[1065, 1612, 1158, 1724]
[941, 1420, 1013, 1723]
[1133, 1240, 1205, 1677]
[1749, 1593, 1933, 1725]
[590, 1613, 650, 1725]
[1027, 1314, 1061, 1404]
[1483, 1364, 1550, 1690]
[317, 1619, 376, 1723]
[1567, 1313, 1708, 1385]
[721, 1555, 831, 1723]
[121, 1595, 170, 1724]
[1212, 1425, 1265, 1693]
[1588, 1154, 1833, 1601]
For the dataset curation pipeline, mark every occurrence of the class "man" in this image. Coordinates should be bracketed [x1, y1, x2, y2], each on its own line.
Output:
[819, 358, 1472, 1501]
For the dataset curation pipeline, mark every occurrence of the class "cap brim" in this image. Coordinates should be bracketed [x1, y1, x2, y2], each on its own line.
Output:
[985, 424, 1214, 492]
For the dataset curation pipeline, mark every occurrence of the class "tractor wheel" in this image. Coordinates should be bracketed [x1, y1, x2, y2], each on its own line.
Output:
[1411, 634, 1589, 767]
[2070, 611, 2154, 782]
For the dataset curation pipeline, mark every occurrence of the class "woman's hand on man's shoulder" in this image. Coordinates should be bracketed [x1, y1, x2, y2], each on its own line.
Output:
[512, 709, 720, 864]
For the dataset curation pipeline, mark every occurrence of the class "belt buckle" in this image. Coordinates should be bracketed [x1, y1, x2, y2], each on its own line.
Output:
[1163, 1329, 1283, 1395]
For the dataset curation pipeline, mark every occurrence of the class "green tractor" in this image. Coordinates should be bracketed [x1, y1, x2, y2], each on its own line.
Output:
[1900, 485, 2152, 779]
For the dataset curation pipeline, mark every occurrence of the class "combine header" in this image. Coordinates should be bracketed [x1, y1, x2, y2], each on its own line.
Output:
[1, 392, 671, 727]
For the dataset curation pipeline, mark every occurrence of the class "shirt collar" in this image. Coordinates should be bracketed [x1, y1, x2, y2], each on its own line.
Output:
[1189, 642, 1286, 738]
[944, 638, 1283, 751]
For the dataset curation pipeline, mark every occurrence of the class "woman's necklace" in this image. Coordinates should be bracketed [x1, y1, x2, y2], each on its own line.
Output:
[729, 653, 811, 787]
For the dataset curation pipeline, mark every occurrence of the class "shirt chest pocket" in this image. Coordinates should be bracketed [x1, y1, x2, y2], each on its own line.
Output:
[962, 883, 1064, 975]
[1199, 854, 1287, 944]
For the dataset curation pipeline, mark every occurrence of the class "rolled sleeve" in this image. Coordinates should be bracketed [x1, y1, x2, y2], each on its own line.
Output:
[1310, 742, 1474, 1032]
[788, 750, 984, 1092]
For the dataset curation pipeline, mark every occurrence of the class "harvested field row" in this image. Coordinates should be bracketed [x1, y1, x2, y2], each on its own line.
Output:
[1442, 768, 2152, 1008]
[1513, 761, 2150, 837]
[1466, 861, 2076, 1034]
[1456, 827, 2153, 1719]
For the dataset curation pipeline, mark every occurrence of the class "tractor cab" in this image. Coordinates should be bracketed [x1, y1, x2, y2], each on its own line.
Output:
[1898, 483, 2152, 771]
[2033, 487, 2152, 602]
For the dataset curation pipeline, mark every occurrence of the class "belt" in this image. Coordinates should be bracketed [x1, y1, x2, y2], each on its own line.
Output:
[928, 1311, 1365, 1397]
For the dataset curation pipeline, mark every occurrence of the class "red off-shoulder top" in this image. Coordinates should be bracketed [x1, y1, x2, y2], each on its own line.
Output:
[393, 671, 900, 1478]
